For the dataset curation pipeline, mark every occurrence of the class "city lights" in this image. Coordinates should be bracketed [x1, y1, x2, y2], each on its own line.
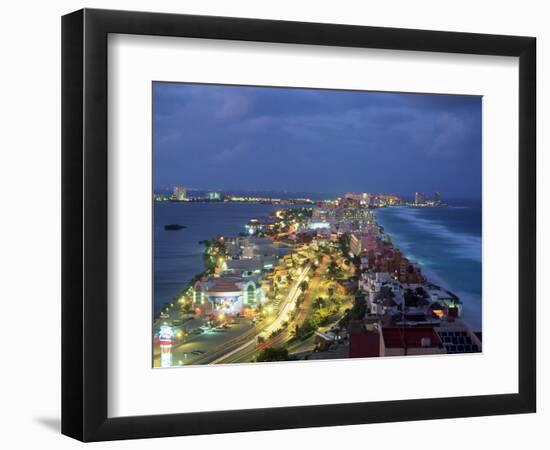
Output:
[151, 80, 481, 369]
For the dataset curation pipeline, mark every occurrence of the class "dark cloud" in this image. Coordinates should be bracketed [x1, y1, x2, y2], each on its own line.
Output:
[153, 82, 481, 199]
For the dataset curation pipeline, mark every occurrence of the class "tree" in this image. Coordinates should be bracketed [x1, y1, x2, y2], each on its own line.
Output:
[294, 317, 319, 340]
[338, 233, 351, 255]
[295, 292, 305, 308]
[299, 280, 309, 292]
[327, 260, 340, 279]
[349, 297, 367, 320]
[256, 346, 289, 362]
[313, 297, 326, 309]
[181, 302, 193, 314]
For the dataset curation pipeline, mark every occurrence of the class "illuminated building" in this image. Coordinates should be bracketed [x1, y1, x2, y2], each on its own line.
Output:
[382, 194, 402, 205]
[349, 233, 362, 256]
[311, 208, 329, 222]
[158, 325, 174, 368]
[426, 285, 462, 316]
[434, 191, 441, 204]
[193, 276, 265, 315]
[245, 217, 277, 234]
[361, 193, 371, 206]
[343, 192, 362, 202]
[414, 192, 426, 205]
[309, 222, 330, 230]
[206, 191, 221, 200]
[173, 185, 187, 201]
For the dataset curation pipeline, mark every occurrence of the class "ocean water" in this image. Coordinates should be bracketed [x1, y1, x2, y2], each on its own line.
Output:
[154, 201, 483, 331]
[375, 201, 482, 331]
[154, 202, 279, 314]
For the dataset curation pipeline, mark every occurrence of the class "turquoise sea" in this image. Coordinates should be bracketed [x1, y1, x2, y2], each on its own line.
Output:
[375, 201, 482, 331]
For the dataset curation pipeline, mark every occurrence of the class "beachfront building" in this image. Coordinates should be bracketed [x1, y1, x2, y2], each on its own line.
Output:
[358, 235, 423, 284]
[414, 191, 426, 205]
[206, 191, 221, 200]
[349, 231, 381, 257]
[360, 271, 404, 316]
[349, 328, 381, 358]
[309, 221, 331, 231]
[435, 322, 482, 353]
[425, 284, 462, 318]
[172, 185, 187, 201]
[380, 327, 446, 356]
[240, 236, 290, 259]
[349, 234, 362, 256]
[190, 233, 298, 316]
[311, 208, 329, 222]
[245, 217, 278, 235]
[223, 235, 291, 274]
[379, 193, 402, 206]
[359, 267, 463, 324]
[347, 319, 480, 357]
[192, 276, 265, 316]
[224, 258, 275, 274]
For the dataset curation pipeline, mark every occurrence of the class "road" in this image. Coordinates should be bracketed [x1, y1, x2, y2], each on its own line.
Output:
[217, 259, 328, 364]
[153, 318, 257, 367]
[153, 263, 312, 367]
[208, 263, 312, 364]
[260, 257, 327, 354]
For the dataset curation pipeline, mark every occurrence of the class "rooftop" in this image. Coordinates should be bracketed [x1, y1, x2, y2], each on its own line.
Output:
[382, 327, 443, 349]
[349, 332, 380, 358]
[206, 278, 242, 293]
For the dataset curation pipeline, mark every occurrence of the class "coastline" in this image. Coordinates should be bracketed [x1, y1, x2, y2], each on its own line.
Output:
[153, 199, 483, 367]
[153, 202, 281, 314]
[154, 202, 482, 329]
[375, 204, 482, 331]
[155, 202, 482, 330]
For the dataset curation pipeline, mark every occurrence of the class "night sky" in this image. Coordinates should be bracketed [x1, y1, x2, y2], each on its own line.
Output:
[153, 82, 481, 200]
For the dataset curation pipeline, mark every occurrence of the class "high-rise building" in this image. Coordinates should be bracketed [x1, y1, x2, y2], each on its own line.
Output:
[173, 185, 187, 201]
[343, 192, 362, 202]
[362, 193, 371, 206]
[434, 191, 441, 204]
[414, 192, 426, 205]
[206, 191, 221, 201]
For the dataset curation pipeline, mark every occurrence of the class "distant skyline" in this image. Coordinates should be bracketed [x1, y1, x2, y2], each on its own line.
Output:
[153, 82, 482, 199]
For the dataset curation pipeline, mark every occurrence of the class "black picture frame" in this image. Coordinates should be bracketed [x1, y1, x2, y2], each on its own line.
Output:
[62, 8, 536, 442]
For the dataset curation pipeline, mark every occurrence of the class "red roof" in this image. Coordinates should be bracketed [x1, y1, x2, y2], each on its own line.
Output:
[382, 327, 443, 349]
[207, 279, 241, 292]
[349, 333, 380, 358]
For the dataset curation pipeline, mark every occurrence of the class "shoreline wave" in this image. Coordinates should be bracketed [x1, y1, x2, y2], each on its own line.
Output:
[376, 205, 482, 331]
[382, 207, 481, 262]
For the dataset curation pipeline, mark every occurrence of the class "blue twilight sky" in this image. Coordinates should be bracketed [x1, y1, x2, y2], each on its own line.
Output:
[153, 82, 482, 200]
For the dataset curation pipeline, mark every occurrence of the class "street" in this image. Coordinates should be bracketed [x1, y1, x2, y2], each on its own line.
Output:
[153, 264, 312, 366]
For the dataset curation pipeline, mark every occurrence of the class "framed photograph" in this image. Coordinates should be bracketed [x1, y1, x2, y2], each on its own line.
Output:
[62, 8, 536, 442]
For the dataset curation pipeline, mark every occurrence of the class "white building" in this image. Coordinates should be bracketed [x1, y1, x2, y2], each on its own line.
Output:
[193, 276, 265, 316]
[173, 185, 187, 201]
